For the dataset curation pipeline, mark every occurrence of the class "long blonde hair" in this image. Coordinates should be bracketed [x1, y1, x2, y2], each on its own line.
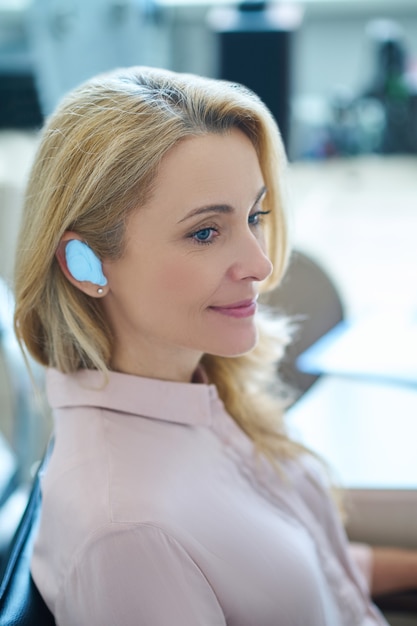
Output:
[14, 66, 301, 462]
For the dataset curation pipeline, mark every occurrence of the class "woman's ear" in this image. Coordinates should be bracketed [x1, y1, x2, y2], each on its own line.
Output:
[56, 232, 109, 298]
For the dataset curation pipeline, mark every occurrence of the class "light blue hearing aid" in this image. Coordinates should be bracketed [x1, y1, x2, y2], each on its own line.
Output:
[65, 240, 108, 286]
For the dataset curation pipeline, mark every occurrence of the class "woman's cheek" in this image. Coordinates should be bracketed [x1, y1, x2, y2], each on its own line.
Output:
[157, 259, 207, 293]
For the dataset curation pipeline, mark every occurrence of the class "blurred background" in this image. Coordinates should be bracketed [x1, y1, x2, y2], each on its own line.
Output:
[0, 1, 417, 616]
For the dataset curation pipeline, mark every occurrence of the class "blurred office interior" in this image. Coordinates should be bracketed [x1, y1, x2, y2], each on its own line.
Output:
[0, 1, 417, 622]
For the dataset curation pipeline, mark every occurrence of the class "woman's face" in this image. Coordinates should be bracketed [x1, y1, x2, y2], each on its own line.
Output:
[102, 128, 273, 381]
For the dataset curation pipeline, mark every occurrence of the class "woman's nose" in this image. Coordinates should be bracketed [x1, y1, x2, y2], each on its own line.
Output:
[228, 231, 273, 283]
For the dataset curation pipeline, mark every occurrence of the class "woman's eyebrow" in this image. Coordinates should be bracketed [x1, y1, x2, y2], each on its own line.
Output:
[179, 185, 267, 224]
[253, 185, 267, 207]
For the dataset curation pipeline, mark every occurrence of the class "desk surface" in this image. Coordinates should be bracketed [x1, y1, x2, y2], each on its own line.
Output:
[287, 375, 417, 491]
[297, 309, 417, 386]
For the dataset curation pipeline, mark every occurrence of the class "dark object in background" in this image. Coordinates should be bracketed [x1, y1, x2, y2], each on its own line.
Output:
[362, 19, 417, 154]
[0, 442, 56, 626]
[0, 72, 43, 129]
[325, 19, 417, 157]
[209, 1, 302, 151]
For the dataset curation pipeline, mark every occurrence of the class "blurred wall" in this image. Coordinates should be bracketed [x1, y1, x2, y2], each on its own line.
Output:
[166, 1, 417, 156]
[165, 1, 417, 96]
[2, 1, 417, 125]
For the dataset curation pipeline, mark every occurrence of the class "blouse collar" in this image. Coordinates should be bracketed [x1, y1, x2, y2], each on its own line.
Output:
[46, 368, 219, 427]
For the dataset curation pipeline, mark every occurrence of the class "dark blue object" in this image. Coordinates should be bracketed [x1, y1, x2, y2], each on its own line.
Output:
[210, 1, 300, 149]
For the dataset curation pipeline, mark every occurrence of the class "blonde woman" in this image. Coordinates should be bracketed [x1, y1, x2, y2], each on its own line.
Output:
[13, 67, 416, 625]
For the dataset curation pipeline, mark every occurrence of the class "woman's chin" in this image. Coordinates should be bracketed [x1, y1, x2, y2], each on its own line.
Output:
[207, 332, 259, 358]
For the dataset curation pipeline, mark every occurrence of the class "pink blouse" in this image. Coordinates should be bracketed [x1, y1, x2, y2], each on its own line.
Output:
[31, 368, 388, 626]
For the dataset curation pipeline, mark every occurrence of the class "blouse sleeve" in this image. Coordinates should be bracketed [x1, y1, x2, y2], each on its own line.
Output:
[55, 523, 226, 626]
[348, 542, 374, 592]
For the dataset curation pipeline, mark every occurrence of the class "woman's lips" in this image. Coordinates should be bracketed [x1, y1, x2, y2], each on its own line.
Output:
[209, 299, 257, 319]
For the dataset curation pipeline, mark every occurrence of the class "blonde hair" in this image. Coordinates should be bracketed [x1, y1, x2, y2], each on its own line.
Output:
[14, 66, 302, 462]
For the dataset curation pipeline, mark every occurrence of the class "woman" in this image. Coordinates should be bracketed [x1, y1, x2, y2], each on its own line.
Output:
[13, 66, 415, 625]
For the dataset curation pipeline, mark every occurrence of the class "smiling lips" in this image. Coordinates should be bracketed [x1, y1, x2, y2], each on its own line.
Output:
[209, 299, 258, 319]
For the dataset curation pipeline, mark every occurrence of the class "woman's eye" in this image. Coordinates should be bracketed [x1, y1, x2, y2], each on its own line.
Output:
[191, 227, 218, 244]
[248, 210, 271, 226]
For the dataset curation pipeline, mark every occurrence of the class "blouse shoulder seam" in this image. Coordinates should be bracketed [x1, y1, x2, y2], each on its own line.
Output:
[55, 520, 222, 612]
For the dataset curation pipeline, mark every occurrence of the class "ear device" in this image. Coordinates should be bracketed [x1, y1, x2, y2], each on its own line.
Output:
[65, 240, 108, 286]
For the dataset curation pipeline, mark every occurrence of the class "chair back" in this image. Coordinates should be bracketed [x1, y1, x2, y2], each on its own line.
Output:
[0, 453, 55, 626]
[261, 250, 344, 397]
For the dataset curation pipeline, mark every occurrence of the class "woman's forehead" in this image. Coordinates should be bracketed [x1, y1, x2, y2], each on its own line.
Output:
[139, 130, 264, 217]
